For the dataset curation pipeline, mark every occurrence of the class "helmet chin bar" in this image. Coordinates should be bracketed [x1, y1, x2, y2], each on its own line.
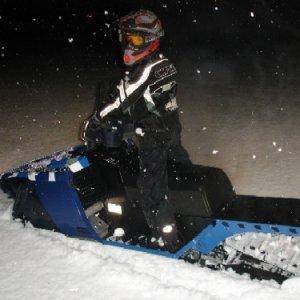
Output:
[123, 40, 160, 66]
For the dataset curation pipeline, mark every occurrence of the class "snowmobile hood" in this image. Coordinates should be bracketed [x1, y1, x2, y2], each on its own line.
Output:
[1, 145, 89, 183]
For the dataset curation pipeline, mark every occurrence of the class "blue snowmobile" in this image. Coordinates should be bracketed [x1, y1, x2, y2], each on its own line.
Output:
[1, 113, 300, 284]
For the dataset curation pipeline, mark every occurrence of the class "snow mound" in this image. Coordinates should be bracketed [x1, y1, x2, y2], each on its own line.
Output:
[0, 190, 299, 299]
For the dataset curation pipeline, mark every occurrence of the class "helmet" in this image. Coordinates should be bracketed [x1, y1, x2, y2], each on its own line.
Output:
[118, 10, 164, 66]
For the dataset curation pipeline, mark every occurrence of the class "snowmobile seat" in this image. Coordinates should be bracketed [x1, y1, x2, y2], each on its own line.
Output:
[225, 195, 300, 227]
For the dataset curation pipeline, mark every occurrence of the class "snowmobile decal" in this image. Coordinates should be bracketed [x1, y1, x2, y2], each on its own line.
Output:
[68, 156, 90, 173]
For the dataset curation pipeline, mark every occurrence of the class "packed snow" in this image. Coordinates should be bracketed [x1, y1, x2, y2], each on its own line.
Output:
[0, 190, 299, 299]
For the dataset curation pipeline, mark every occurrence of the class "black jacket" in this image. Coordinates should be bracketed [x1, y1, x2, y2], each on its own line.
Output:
[99, 53, 178, 130]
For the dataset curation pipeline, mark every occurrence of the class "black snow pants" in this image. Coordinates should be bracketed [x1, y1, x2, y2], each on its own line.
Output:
[136, 112, 191, 233]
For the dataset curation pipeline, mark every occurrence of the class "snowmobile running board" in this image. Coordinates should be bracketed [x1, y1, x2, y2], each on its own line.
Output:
[1, 144, 300, 283]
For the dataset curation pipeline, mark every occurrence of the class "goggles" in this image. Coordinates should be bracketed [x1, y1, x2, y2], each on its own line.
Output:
[119, 31, 146, 47]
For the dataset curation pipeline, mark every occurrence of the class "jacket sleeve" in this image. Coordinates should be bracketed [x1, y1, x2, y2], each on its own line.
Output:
[98, 58, 170, 119]
[147, 61, 178, 113]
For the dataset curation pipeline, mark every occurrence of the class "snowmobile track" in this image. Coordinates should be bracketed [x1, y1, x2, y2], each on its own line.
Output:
[185, 232, 300, 283]
[224, 233, 300, 277]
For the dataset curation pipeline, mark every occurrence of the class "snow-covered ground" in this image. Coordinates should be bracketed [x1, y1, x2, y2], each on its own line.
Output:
[0, 190, 300, 300]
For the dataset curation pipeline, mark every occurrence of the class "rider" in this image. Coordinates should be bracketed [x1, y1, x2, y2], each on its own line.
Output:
[98, 10, 191, 252]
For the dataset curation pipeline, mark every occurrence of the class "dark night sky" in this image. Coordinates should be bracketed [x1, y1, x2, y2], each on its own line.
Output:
[0, 0, 299, 84]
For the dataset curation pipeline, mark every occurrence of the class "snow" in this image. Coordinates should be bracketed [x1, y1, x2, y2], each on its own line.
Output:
[135, 127, 145, 136]
[113, 227, 125, 237]
[225, 233, 300, 276]
[0, 191, 300, 299]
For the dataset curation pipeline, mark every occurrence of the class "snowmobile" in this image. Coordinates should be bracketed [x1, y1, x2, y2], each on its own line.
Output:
[1, 114, 300, 284]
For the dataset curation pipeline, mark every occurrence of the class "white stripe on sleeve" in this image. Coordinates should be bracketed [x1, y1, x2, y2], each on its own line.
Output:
[99, 97, 121, 118]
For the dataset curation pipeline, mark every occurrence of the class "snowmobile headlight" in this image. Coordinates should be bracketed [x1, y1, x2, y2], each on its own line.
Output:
[107, 202, 123, 215]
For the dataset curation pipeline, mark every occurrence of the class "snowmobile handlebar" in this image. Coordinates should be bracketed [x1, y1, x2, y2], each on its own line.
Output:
[80, 114, 125, 149]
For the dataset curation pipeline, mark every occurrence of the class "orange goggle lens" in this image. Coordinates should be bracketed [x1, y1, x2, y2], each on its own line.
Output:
[120, 33, 145, 47]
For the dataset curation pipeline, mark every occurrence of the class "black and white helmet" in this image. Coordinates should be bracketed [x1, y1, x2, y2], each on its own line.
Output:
[118, 10, 164, 65]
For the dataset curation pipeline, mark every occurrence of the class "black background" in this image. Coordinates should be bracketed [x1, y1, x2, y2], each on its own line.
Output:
[1, 0, 299, 85]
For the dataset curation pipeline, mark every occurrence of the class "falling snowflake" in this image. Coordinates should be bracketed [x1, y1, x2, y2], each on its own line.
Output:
[250, 11, 255, 18]
[212, 150, 219, 155]
[135, 128, 145, 136]
[68, 38, 74, 43]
